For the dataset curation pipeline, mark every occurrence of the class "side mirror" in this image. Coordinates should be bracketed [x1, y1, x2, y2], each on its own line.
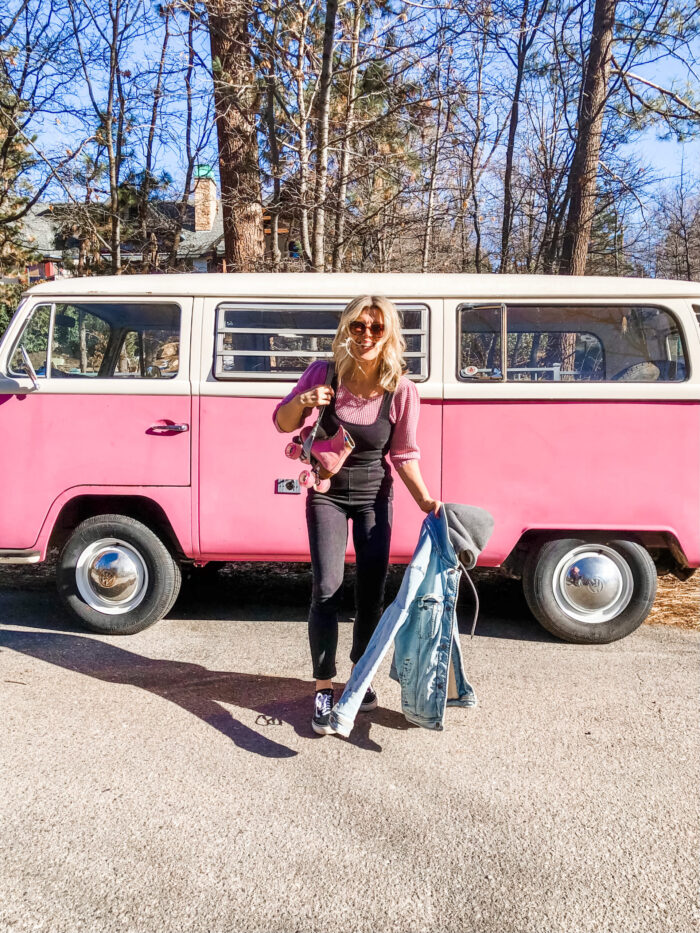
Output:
[0, 373, 35, 396]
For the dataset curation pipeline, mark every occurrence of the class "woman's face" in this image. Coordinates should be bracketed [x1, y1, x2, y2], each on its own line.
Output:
[348, 307, 385, 365]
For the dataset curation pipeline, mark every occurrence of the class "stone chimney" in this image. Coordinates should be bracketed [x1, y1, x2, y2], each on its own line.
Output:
[194, 165, 217, 232]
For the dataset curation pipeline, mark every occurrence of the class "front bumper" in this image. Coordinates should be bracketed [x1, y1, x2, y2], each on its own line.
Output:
[0, 549, 41, 564]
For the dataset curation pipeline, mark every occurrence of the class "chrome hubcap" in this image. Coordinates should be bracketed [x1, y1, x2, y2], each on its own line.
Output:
[552, 545, 634, 624]
[75, 539, 148, 615]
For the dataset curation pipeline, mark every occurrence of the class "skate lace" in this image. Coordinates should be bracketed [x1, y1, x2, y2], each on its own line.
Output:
[315, 691, 333, 717]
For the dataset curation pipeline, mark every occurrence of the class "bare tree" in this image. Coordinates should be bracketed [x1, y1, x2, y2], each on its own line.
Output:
[558, 0, 617, 275]
[68, 0, 146, 273]
[331, 0, 362, 272]
[138, 3, 172, 243]
[496, 0, 549, 273]
[653, 168, 700, 280]
[260, 6, 283, 268]
[0, 0, 87, 260]
[207, 0, 264, 270]
[311, 0, 338, 271]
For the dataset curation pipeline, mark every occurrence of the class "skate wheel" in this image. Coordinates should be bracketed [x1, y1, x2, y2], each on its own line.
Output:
[298, 470, 316, 488]
[316, 478, 331, 493]
[285, 442, 302, 460]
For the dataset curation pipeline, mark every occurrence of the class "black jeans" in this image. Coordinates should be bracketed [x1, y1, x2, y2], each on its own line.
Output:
[305, 462, 393, 680]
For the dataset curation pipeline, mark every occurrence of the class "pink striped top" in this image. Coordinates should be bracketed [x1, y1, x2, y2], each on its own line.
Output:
[273, 360, 420, 465]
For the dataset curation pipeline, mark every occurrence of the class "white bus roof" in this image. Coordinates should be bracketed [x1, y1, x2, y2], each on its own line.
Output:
[25, 272, 700, 301]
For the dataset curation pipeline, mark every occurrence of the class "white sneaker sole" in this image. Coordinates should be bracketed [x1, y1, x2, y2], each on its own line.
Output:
[359, 696, 378, 712]
[311, 718, 335, 735]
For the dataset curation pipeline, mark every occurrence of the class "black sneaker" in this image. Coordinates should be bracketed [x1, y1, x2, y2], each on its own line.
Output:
[359, 683, 378, 712]
[312, 688, 335, 735]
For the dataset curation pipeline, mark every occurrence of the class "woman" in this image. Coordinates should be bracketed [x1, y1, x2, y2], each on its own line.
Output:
[273, 296, 440, 734]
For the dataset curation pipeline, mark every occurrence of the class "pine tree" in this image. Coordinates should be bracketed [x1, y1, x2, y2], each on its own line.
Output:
[0, 60, 35, 276]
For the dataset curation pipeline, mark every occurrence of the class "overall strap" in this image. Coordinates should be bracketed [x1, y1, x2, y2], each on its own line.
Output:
[318, 360, 337, 433]
[379, 385, 394, 420]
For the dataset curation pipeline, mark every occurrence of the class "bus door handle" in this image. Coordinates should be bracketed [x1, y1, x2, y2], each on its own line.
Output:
[148, 422, 190, 434]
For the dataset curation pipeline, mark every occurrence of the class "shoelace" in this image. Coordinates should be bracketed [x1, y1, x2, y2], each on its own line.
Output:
[315, 691, 333, 716]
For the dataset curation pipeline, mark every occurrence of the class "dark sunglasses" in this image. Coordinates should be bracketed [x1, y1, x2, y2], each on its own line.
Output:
[349, 321, 384, 337]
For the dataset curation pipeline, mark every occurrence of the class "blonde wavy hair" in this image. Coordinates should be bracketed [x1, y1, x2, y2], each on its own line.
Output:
[332, 295, 406, 392]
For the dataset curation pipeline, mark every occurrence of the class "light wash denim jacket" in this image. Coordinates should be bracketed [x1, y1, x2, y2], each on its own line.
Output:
[330, 503, 494, 736]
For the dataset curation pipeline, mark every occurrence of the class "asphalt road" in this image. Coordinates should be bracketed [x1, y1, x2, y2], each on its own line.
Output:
[1, 568, 697, 933]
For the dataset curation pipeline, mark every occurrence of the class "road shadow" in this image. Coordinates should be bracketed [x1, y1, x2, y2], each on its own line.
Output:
[0, 559, 556, 642]
[456, 583, 558, 643]
[175, 564, 556, 642]
[0, 627, 415, 756]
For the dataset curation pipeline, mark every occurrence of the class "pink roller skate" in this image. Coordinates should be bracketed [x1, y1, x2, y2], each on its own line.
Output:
[287, 407, 355, 494]
[298, 470, 316, 488]
[284, 369, 355, 492]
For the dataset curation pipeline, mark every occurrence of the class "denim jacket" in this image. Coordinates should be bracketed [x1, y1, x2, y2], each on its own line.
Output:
[330, 503, 494, 736]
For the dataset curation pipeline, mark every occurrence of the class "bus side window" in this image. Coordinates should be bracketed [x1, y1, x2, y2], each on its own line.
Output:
[458, 303, 687, 383]
[214, 302, 430, 381]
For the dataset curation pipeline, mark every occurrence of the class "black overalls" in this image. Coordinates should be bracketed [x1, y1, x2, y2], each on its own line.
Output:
[305, 366, 395, 680]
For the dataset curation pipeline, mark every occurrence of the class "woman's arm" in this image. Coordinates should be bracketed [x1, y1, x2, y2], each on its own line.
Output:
[272, 360, 333, 433]
[395, 460, 441, 515]
[390, 379, 439, 514]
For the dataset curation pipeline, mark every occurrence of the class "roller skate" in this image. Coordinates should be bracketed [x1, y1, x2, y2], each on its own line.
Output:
[284, 411, 354, 494]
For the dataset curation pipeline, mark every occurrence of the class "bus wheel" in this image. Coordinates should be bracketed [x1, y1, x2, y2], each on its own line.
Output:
[522, 538, 657, 644]
[57, 514, 181, 635]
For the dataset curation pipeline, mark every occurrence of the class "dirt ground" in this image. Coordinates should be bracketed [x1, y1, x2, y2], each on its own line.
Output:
[646, 571, 700, 630]
[1, 552, 697, 632]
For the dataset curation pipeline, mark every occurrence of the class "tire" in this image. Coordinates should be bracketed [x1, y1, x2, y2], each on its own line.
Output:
[522, 537, 657, 644]
[57, 514, 182, 635]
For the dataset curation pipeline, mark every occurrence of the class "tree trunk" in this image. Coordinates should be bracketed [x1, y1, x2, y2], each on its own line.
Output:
[139, 7, 171, 243]
[294, 6, 313, 265]
[105, 3, 121, 273]
[332, 1, 361, 273]
[499, 1, 529, 274]
[168, 10, 196, 269]
[79, 311, 88, 372]
[208, 0, 264, 272]
[559, 0, 617, 276]
[311, 0, 339, 272]
[264, 77, 282, 269]
[498, 0, 549, 274]
[263, 11, 282, 269]
[421, 96, 445, 274]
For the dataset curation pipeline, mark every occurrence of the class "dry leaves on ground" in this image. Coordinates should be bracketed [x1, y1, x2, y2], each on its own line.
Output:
[647, 573, 699, 630]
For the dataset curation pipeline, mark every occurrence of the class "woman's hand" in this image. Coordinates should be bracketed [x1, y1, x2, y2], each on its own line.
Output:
[298, 384, 334, 408]
[275, 383, 333, 432]
[419, 497, 442, 516]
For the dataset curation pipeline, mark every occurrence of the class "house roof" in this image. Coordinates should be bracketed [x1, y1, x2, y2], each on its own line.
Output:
[19, 205, 64, 259]
[18, 201, 225, 261]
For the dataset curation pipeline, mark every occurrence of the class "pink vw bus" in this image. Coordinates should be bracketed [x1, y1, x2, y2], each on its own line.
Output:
[0, 273, 698, 643]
